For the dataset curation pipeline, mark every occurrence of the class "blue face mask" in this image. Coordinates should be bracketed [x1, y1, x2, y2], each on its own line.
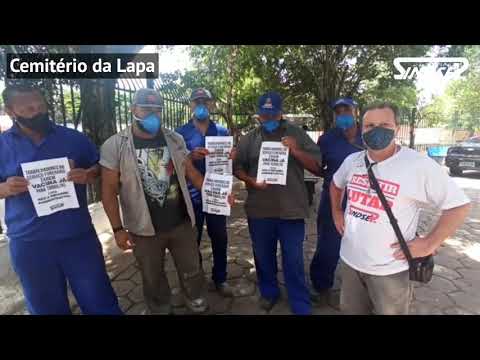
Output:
[335, 114, 355, 130]
[362, 126, 395, 150]
[135, 113, 161, 135]
[262, 119, 280, 133]
[194, 104, 209, 121]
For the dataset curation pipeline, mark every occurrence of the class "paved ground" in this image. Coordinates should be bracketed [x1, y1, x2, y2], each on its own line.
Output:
[1, 170, 480, 315]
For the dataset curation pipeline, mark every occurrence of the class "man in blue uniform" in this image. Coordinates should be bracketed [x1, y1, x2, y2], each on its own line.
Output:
[309, 97, 364, 304]
[0, 85, 122, 315]
[176, 88, 233, 297]
[234, 92, 322, 315]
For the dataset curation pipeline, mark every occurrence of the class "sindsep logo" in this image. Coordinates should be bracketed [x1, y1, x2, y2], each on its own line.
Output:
[393, 57, 469, 80]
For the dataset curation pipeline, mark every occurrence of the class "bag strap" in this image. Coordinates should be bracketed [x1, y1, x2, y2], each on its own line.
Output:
[363, 154, 414, 264]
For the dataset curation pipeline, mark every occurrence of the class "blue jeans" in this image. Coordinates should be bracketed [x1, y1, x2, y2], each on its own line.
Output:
[247, 217, 311, 315]
[310, 190, 343, 292]
[192, 199, 228, 286]
[9, 230, 122, 315]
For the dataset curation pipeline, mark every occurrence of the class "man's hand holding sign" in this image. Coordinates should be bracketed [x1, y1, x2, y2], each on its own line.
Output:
[190, 147, 210, 161]
[281, 136, 321, 176]
[200, 136, 236, 216]
[256, 141, 289, 185]
[21, 157, 80, 217]
[0, 176, 30, 198]
[67, 159, 100, 185]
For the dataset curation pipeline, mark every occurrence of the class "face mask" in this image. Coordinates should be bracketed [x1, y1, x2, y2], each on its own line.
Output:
[15, 112, 51, 134]
[335, 114, 355, 130]
[362, 126, 395, 151]
[262, 119, 280, 133]
[194, 104, 209, 121]
[135, 113, 161, 135]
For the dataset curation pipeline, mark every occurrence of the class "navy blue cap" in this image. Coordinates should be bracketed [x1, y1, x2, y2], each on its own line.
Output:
[330, 97, 358, 109]
[258, 91, 283, 115]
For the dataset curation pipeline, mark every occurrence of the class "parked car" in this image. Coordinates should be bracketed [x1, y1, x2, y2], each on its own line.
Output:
[445, 136, 480, 176]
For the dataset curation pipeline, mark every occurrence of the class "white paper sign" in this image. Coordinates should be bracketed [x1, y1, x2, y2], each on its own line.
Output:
[205, 136, 233, 175]
[202, 173, 233, 216]
[256, 141, 289, 185]
[21, 157, 80, 217]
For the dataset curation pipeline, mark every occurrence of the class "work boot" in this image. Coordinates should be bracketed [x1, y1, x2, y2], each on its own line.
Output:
[259, 296, 279, 312]
[141, 304, 173, 315]
[310, 288, 330, 306]
[185, 297, 209, 314]
[311, 289, 340, 309]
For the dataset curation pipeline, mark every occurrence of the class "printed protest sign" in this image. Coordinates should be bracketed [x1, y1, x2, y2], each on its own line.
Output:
[256, 141, 289, 185]
[21, 157, 79, 217]
[205, 136, 233, 175]
[202, 173, 233, 216]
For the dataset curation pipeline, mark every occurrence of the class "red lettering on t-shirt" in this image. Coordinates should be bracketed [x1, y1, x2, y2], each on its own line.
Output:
[347, 188, 395, 211]
[367, 195, 380, 209]
[349, 174, 400, 197]
[348, 188, 361, 203]
[359, 192, 370, 206]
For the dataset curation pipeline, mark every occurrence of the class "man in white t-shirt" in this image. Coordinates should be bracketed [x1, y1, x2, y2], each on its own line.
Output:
[331, 102, 471, 315]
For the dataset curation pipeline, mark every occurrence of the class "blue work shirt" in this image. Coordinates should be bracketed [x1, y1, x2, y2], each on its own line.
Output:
[0, 121, 99, 243]
[176, 118, 229, 201]
[318, 126, 364, 191]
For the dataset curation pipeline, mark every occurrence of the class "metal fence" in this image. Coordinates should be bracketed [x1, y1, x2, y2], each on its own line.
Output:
[113, 78, 192, 131]
[7, 79, 465, 154]
[114, 80, 253, 132]
[394, 107, 457, 154]
[14, 78, 193, 133]
[42, 78, 251, 135]
[396, 107, 415, 148]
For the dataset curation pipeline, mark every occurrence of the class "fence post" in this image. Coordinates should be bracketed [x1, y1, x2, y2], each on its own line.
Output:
[409, 107, 416, 149]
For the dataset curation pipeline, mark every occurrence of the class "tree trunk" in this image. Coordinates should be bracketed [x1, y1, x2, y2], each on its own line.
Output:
[225, 46, 239, 139]
[319, 104, 333, 131]
[80, 78, 116, 203]
[409, 108, 416, 149]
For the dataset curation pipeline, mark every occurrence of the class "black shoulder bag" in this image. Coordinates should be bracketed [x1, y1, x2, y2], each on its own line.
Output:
[364, 154, 434, 283]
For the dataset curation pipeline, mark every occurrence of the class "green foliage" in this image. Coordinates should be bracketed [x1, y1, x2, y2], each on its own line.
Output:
[418, 45, 480, 133]
[181, 45, 430, 130]
[358, 82, 418, 110]
[179, 46, 267, 131]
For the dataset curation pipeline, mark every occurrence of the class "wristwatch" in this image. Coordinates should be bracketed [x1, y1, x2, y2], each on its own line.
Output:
[112, 226, 125, 234]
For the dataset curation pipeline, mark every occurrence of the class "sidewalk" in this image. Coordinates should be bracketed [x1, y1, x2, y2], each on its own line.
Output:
[2, 175, 480, 315]
[96, 180, 343, 315]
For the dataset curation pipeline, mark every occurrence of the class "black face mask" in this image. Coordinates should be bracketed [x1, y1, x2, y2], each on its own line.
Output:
[15, 112, 51, 134]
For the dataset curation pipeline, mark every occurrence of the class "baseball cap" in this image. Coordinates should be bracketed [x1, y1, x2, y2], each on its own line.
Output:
[258, 91, 283, 115]
[132, 88, 164, 108]
[190, 88, 213, 102]
[330, 97, 358, 109]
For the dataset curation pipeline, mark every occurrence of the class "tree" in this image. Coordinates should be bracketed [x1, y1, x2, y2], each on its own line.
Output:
[183, 45, 431, 131]
[0, 44, 144, 203]
[0, 45, 81, 123]
[418, 46, 480, 134]
[417, 95, 450, 128]
[446, 46, 480, 133]
[180, 46, 267, 136]
[248, 45, 430, 128]
[358, 82, 418, 111]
